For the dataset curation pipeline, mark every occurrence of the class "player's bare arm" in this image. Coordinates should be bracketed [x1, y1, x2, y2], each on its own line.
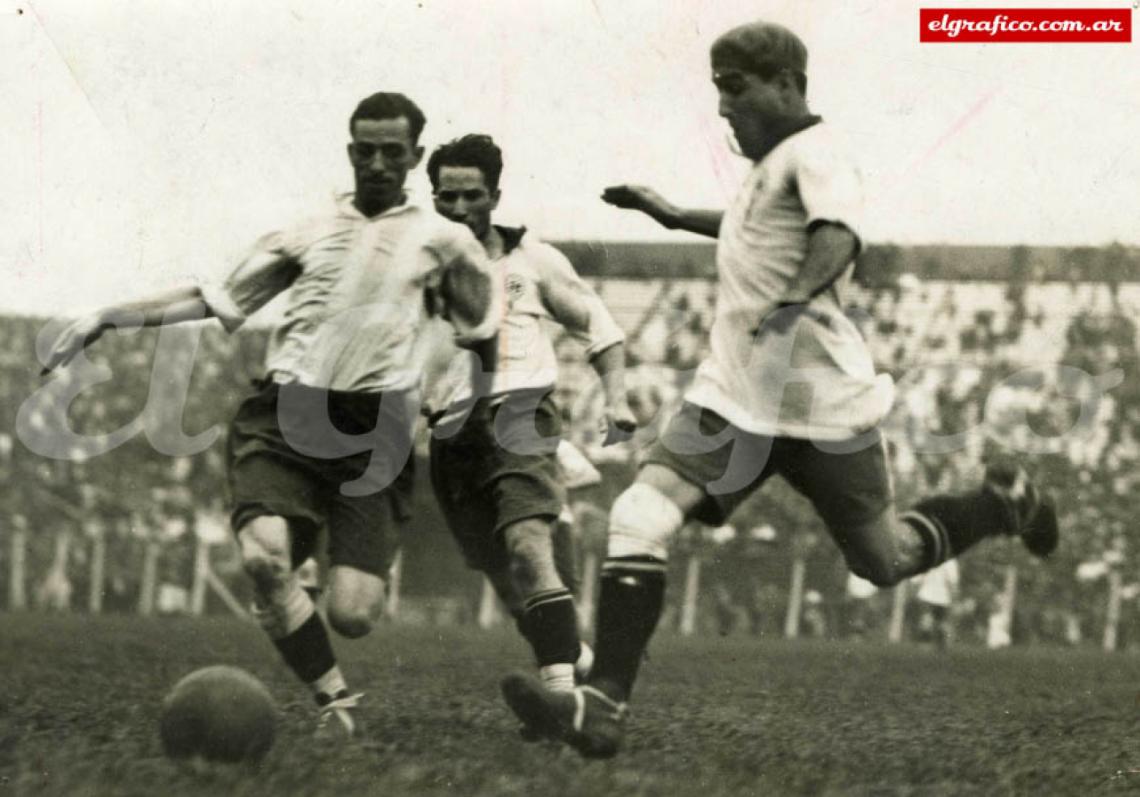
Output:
[781, 222, 859, 304]
[41, 286, 215, 375]
[439, 248, 503, 396]
[43, 229, 307, 376]
[760, 221, 858, 335]
[440, 253, 500, 341]
[756, 221, 857, 337]
[589, 343, 637, 445]
[536, 250, 636, 443]
[601, 185, 723, 239]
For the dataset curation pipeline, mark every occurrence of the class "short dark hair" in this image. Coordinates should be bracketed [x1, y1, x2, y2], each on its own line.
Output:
[349, 92, 426, 143]
[711, 22, 809, 96]
[426, 134, 504, 192]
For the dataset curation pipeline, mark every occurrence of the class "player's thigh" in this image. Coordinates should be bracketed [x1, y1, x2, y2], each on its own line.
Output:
[441, 396, 566, 576]
[492, 462, 563, 547]
[227, 385, 326, 569]
[326, 486, 403, 579]
[777, 435, 893, 547]
[430, 435, 508, 573]
[774, 434, 930, 584]
[640, 402, 777, 525]
[489, 391, 566, 539]
[324, 473, 399, 635]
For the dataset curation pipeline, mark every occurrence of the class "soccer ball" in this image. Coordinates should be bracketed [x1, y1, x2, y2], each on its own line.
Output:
[159, 665, 278, 763]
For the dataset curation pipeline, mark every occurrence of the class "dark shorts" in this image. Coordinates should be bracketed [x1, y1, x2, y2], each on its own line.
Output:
[644, 401, 893, 535]
[429, 389, 565, 573]
[226, 379, 416, 576]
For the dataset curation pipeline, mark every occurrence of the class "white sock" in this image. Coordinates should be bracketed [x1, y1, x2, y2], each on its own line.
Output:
[253, 578, 315, 640]
[540, 663, 576, 693]
[575, 641, 595, 681]
[312, 666, 348, 703]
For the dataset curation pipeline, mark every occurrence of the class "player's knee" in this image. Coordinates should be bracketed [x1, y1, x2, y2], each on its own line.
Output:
[238, 517, 291, 593]
[606, 482, 684, 561]
[326, 567, 386, 637]
[326, 602, 374, 639]
[841, 513, 920, 588]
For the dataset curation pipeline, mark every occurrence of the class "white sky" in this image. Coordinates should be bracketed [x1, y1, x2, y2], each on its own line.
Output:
[2, 0, 1139, 314]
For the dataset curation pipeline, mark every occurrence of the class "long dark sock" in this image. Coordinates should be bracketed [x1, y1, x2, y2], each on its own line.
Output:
[519, 588, 581, 666]
[589, 555, 667, 702]
[252, 579, 345, 704]
[902, 487, 1008, 570]
[274, 612, 338, 685]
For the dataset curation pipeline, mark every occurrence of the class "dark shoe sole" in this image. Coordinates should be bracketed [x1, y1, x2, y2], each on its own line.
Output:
[501, 675, 623, 759]
[500, 674, 566, 741]
[568, 729, 620, 759]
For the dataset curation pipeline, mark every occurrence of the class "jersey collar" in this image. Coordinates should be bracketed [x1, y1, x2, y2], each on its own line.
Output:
[753, 115, 823, 163]
[337, 190, 422, 220]
[495, 225, 527, 255]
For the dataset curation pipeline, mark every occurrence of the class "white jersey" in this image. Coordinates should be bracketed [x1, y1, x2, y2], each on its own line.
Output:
[436, 227, 624, 420]
[685, 122, 895, 440]
[202, 193, 500, 393]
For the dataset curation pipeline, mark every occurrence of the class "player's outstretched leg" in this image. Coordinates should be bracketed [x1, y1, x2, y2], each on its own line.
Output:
[494, 518, 593, 741]
[551, 506, 594, 680]
[501, 475, 689, 758]
[503, 519, 584, 692]
[981, 460, 1058, 557]
[889, 459, 1057, 582]
[238, 517, 361, 738]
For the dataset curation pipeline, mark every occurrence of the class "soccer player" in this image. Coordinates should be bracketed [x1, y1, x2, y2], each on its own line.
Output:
[500, 21, 1059, 757]
[41, 92, 502, 738]
[424, 134, 634, 707]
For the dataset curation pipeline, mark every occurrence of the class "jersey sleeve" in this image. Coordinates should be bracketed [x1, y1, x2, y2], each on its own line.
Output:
[201, 229, 302, 332]
[427, 225, 503, 346]
[532, 243, 625, 359]
[794, 130, 864, 249]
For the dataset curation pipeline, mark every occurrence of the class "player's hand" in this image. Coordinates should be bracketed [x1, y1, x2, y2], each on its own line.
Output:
[601, 185, 678, 228]
[40, 314, 109, 376]
[601, 398, 638, 447]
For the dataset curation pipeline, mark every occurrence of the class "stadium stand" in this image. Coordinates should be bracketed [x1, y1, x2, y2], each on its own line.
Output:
[3, 246, 1140, 648]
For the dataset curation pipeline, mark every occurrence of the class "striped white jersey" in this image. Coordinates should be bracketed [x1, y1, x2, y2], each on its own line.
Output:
[202, 193, 501, 393]
[434, 227, 623, 419]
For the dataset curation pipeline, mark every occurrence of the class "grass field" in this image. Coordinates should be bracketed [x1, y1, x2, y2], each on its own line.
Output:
[1, 613, 1137, 796]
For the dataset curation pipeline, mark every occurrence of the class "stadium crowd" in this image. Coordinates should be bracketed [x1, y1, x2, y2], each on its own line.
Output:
[2, 264, 1139, 649]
